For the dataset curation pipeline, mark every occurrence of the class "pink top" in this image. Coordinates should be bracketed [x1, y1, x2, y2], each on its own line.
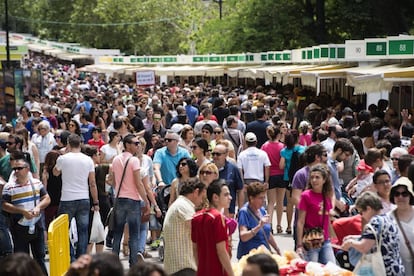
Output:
[298, 189, 332, 240]
[112, 152, 142, 201]
[299, 133, 312, 146]
[261, 141, 284, 176]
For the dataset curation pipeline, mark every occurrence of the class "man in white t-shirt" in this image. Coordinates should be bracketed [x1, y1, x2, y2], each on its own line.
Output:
[237, 132, 271, 188]
[53, 134, 99, 262]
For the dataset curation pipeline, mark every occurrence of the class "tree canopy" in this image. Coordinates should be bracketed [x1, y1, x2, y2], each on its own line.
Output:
[3, 0, 414, 55]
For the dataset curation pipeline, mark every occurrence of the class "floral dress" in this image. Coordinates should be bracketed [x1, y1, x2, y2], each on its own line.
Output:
[362, 214, 405, 276]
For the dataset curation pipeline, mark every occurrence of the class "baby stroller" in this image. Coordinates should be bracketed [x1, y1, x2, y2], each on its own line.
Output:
[154, 185, 171, 262]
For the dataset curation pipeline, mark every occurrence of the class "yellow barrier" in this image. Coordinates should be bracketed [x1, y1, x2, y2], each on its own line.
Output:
[48, 214, 70, 276]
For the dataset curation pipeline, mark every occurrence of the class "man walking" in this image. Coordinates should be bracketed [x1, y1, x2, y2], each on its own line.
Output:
[237, 132, 271, 187]
[3, 157, 50, 274]
[163, 178, 206, 276]
[111, 134, 149, 267]
[212, 144, 244, 218]
[53, 134, 99, 261]
[153, 131, 190, 186]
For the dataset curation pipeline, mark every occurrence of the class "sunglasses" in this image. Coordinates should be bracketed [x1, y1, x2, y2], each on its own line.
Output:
[212, 152, 224, 156]
[179, 162, 188, 167]
[55, 136, 61, 139]
[165, 138, 176, 143]
[376, 180, 391, 185]
[153, 117, 162, 121]
[391, 157, 399, 161]
[129, 141, 141, 146]
[214, 131, 222, 134]
[200, 170, 214, 176]
[12, 166, 27, 171]
[394, 191, 410, 197]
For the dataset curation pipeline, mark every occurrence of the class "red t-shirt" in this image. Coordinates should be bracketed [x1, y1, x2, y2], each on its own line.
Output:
[332, 215, 362, 244]
[191, 208, 229, 276]
[196, 115, 218, 123]
[87, 139, 105, 150]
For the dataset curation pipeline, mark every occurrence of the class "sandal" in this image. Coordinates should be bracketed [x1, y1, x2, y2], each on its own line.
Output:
[276, 225, 283, 234]
[122, 243, 130, 256]
[286, 227, 292, 235]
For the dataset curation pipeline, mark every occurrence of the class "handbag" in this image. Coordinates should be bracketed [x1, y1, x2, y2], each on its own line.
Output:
[141, 212, 150, 223]
[353, 217, 386, 276]
[302, 196, 326, 250]
[105, 157, 131, 231]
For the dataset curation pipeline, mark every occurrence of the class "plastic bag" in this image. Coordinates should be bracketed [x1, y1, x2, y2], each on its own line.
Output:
[70, 217, 78, 248]
[90, 211, 105, 243]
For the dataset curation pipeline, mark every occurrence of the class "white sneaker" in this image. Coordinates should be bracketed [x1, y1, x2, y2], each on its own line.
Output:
[137, 253, 145, 265]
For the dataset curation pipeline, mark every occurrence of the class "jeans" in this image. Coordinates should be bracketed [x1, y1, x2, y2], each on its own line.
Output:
[138, 221, 149, 253]
[138, 201, 149, 253]
[58, 199, 90, 262]
[112, 198, 142, 266]
[0, 213, 12, 258]
[11, 222, 48, 275]
[304, 240, 336, 265]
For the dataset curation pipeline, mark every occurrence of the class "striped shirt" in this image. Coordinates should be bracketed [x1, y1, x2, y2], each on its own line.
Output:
[2, 178, 47, 223]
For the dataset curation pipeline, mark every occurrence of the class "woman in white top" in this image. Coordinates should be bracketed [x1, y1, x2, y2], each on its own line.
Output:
[178, 124, 194, 152]
[191, 138, 210, 168]
[100, 131, 121, 164]
[390, 174, 414, 275]
[16, 127, 40, 176]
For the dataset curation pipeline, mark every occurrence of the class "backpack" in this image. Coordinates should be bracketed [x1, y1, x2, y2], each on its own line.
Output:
[288, 149, 304, 183]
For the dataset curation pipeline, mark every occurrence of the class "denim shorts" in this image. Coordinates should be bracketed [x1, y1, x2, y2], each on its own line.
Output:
[149, 214, 161, 231]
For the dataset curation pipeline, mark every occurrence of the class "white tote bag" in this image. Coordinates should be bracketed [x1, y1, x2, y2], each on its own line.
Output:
[353, 220, 386, 276]
[89, 211, 105, 243]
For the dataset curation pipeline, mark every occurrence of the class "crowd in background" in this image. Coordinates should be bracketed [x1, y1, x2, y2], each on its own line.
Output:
[0, 53, 413, 276]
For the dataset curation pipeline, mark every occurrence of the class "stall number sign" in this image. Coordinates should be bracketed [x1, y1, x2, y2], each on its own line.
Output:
[136, 71, 155, 86]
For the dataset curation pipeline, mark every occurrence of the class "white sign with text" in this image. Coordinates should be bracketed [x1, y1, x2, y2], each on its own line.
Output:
[136, 71, 155, 86]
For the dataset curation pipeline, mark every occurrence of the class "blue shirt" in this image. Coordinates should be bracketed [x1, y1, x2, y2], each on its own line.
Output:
[246, 120, 271, 148]
[80, 122, 95, 142]
[218, 161, 243, 214]
[153, 146, 190, 185]
[327, 157, 341, 200]
[237, 203, 271, 259]
[185, 105, 199, 126]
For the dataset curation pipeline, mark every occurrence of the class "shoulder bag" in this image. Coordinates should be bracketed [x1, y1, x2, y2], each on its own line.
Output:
[394, 209, 414, 273]
[105, 157, 131, 231]
[302, 196, 325, 250]
[246, 205, 274, 253]
[353, 217, 386, 276]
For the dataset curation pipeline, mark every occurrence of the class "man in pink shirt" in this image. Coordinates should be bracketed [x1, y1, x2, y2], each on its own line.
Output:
[110, 134, 149, 267]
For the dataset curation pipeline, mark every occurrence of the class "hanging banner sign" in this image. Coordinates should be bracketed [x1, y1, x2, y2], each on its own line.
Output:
[136, 71, 155, 86]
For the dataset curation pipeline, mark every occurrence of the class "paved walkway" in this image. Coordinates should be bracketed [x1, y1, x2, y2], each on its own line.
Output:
[45, 211, 295, 273]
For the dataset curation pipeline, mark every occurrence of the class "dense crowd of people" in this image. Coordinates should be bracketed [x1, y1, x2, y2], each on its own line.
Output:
[0, 53, 414, 276]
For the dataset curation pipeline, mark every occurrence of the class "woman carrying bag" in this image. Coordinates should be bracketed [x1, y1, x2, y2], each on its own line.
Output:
[389, 176, 414, 275]
[342, 191, 405, 276]
[237, 182, 281, 259]
[296, 164, 336, 264]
